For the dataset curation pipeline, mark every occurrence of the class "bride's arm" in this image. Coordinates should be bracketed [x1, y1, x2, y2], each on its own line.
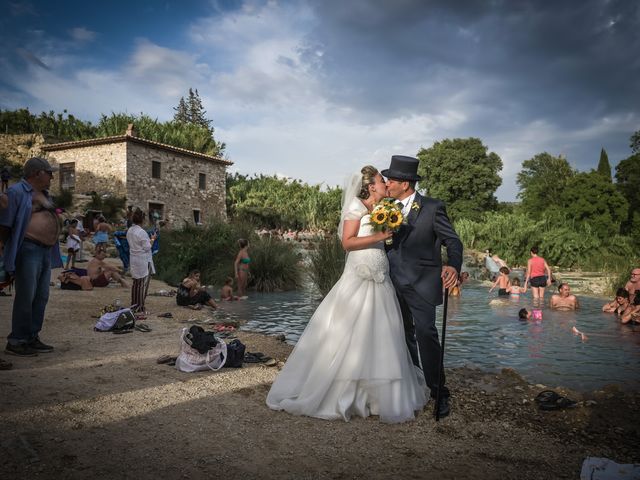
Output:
[341, 219, 392, 252]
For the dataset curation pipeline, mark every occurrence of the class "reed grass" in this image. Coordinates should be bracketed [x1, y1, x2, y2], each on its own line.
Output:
[308, 234, 346, 296]
[154, 219, 302, 293]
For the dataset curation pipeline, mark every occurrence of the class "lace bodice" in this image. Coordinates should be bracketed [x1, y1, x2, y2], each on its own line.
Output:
[342, 199, 388, 282]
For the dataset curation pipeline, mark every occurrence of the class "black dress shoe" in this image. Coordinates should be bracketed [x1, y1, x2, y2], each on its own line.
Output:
[434, 396, 451, 418]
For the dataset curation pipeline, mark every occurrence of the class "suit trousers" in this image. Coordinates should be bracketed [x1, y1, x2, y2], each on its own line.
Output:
[396, 284, 449, 399]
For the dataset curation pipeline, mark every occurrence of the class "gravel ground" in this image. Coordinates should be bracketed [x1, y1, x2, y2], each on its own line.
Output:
[1, 273, 638, 479]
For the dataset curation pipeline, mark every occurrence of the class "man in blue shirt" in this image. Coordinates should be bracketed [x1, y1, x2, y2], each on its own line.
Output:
[0, 157, 63, 357]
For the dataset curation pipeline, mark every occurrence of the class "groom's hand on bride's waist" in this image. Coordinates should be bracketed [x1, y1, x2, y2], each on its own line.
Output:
[441, 266, 458, 289]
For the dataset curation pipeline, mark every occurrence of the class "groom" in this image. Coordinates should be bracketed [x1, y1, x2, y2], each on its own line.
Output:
[382, 155, 463, 418]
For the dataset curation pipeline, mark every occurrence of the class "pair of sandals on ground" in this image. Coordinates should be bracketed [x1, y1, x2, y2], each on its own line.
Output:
[535, 390, 577, 411]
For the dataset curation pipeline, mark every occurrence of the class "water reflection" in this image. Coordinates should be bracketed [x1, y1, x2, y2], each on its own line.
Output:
[223, 281, 640, 392]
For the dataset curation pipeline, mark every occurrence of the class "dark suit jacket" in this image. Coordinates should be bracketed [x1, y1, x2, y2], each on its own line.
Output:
[386, 193, 463, 306]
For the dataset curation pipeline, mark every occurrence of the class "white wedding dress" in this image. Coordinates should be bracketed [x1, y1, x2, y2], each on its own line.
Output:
[266, 198, 427, 423]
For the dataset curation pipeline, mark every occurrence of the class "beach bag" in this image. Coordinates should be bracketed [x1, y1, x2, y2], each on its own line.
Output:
[175, 327, 227, 373]
[224, 339, 246, 368]
[94, 308, 136, 332]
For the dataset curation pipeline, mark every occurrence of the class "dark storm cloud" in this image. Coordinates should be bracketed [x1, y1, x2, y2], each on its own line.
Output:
[303, 0, 639, 127]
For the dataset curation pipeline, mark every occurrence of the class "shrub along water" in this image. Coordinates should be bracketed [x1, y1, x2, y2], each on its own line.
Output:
[308, 235, 346, 296]
[154, 219, 302, 293]
[454, 211, 635, 291]
[249, 237, 303, 292]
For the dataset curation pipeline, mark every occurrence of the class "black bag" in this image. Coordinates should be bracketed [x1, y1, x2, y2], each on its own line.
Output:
[186, 325, 218, 353]
[224, 339, 246, 368]
[112, 310, 136, 332]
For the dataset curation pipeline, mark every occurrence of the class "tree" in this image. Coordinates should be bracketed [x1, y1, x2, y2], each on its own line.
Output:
[597, 148, 612, 181]
[615, 152, 640, 235]
[516, 153, 575, 218]
[187, 88, 212, 131]
[96, 113, 225, 157]
[560, 171, 627, 239]
[173, 88, 212, 130]
[173, 97, 189, 123]
[631, 130, 640, 154]
[416, 138, 502, 219]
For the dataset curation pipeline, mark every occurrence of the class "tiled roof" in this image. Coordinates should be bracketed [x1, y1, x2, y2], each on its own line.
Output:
[41, 135, 233, 165]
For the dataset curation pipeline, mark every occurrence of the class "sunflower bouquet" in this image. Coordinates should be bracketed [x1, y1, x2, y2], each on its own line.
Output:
[369, 198, 404, 244]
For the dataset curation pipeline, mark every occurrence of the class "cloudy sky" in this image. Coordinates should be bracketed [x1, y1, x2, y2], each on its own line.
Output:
[0, 0, 638, 200]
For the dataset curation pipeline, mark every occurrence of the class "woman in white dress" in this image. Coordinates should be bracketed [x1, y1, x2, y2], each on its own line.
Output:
[266, 166, 426, 423]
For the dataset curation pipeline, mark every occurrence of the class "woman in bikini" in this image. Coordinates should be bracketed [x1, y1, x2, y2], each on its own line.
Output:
[234, 238, 250, 297]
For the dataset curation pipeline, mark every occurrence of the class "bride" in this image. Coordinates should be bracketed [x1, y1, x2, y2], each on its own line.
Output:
[266, 165, 427, 423]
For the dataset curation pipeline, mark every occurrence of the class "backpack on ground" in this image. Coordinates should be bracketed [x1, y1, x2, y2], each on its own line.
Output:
[94, 308, 136, 332]
[224, 339, 246, 368]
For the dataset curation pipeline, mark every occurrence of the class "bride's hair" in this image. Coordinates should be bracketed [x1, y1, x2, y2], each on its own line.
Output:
[357, 165, 378, 199]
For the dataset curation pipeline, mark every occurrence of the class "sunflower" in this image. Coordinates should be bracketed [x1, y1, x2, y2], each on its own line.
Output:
[388, 211, 403, 228]
[371, 209, 388, 225]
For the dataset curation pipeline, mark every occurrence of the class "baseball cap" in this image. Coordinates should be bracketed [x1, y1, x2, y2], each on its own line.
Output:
[23, 157, 59, 177]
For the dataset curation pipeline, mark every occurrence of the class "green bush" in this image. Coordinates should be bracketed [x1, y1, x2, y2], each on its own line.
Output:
[154, 221, 239, 287]
[308, 234, 346, 296]
[454, 211, 630, 269]
[604, 257, 639, 296]
[154, 220, 302, 292]
[249, 237, 303, 292]
[53, 188, 74, 209]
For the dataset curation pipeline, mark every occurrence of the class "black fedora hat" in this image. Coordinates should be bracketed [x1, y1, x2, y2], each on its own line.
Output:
[381, 155, 422, 181]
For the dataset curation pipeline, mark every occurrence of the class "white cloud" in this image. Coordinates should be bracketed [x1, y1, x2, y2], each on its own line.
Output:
[2, 39, 205, 119]
[125, 39, 205, 99]
[69, 27, 96, 43]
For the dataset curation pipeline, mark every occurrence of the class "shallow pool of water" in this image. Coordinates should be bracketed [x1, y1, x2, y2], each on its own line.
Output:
[216, 281, 640, 392]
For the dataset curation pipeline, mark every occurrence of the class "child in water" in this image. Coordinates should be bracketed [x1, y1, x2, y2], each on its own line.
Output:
[489, 267, 511, 296]
[507, 277, 526, 297]
[220, 277, 239, 301]
[519, 308, 542, 321]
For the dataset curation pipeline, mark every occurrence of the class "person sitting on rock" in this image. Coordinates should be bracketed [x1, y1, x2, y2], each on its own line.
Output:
[177, 269, 217, 310]
[624, 268, 640, 303]
[87, 244, 129, 288]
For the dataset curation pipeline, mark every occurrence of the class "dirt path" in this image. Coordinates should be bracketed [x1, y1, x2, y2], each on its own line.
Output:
[0, 274, 638, 479]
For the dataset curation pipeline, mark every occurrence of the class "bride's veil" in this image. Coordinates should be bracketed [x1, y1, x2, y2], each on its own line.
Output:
[337, 171, 362, 241]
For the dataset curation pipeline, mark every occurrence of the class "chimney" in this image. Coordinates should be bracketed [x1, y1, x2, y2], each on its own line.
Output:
[125, 124, 136, 137]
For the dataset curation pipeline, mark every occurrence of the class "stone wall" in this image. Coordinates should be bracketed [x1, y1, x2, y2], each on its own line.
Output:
[45, 143, 128, 197]
[126, 142, 227, 226]
[0, 133, 46, 165]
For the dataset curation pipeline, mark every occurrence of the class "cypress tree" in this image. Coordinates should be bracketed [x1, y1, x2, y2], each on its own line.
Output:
[186, 88, 212, 131]
[173, 96, 189, 123]
[597, 148, 612, 181]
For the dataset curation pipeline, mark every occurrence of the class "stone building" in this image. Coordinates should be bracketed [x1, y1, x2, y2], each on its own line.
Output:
[42, 126, 232, 227]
